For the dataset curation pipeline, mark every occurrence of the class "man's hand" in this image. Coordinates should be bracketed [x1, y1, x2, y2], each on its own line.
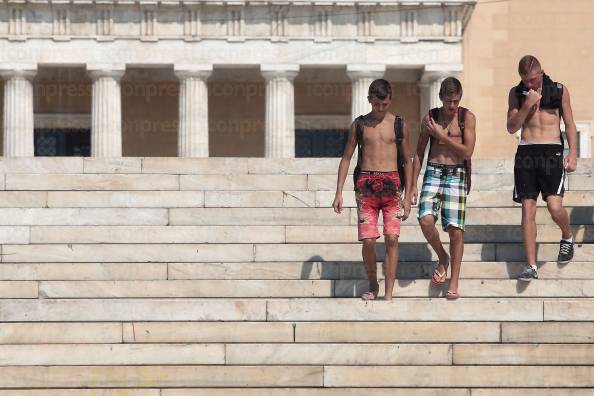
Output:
[332, 194, 343, 214]
[564, 153, 577, 173]
[522, 88, 542, 109]
[424, 117, 447, 141]
[409, 186, 419, 206]
[401, 196, 412, 221]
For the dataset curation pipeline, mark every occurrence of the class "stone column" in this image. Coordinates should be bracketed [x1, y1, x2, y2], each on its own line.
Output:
[87, 64, 125, 157]
[174, 64, 213, 157]
[0, 64, 37, 157]
[261, 64, 299, 158]
[419, 65, 463, 116]
[346, 64, 386, 120]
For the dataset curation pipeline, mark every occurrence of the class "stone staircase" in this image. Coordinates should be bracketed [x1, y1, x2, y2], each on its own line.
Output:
[0, 157, 593, 395]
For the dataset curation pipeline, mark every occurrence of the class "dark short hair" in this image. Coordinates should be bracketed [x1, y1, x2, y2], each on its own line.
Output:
[368, 79, 392, 100]
[439, 77, 463, 99]
[518, 55, 541, 76]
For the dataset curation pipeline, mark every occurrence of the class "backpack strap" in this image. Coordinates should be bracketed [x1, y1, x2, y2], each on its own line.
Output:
[458, 106, 467, 141]
[352, 115, 365, 185]
[458, 106, 472, 194]
[394, 115, 405, 192]
[428, 107, 440, 156]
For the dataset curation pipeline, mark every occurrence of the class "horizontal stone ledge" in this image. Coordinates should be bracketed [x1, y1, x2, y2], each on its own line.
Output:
[0, 191, 47, 207]
[0, 391, 159, 396]
[39, 280, 333, 298]
[501, 322, 594, 343]
[0, 226, 29, 244]
[0, 263, 168, 281]
[453, 344, 594, 365]
[266, 298, 544, 321]
[317, 190, 594, 208]
[254, 243, 496, 262]
[544, 300, 594, 320]
[30, 225, 286, 244]
[0, 281, 38, 298]
[46, 191, 205, 208]
[169, 207, 351, 225]
[0, 322, 123, 344]
[0, 344, 225, 366]
[0, 208, 168, 226]
[0, 366, 323, 388]
[0, 299, 266, 321]
[294, 322, 500, 343]
[142, 158, 249, 174]
[324, 365, 594, 387]
[286, 224, 594, 243]
[124, 322, 294, 343]
[180, 174, 308, 191]
[334, 279, 594, 298]
[205, 190, 315, 207]
[1, 244, 254, 263]
[226, 343, 451, 365]
[0, 157, 84, 174]
[5, 174, 180, 191]
[163, 389, 472, 396]
[166, 261, 594, 281]
[83, 158, 142, 174]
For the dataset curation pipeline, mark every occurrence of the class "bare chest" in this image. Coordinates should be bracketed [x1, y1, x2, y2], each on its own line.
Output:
[362, 124, 396, 146]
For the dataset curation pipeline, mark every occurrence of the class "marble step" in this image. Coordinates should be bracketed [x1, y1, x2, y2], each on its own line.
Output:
[2, 242, 593, 263]
[15, 224, 594, 244]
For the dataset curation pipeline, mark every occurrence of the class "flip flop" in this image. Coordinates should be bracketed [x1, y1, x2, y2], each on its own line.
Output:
[431, 259, 449, 286]
[361, 289, 379, 301]
[446, 290, 460, 300]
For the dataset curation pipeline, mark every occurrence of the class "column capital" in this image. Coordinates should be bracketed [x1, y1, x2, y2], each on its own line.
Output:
[261, 64, 299, 81]
[420, 63, 463, 84]
[174, 64, 213, 80]
[0, 64, 37, 80]
[87, 64, 126, 81]
[346, 64, 385, 81]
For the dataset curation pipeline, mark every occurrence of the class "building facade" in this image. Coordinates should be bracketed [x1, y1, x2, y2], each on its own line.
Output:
[0, 0, 476, 158]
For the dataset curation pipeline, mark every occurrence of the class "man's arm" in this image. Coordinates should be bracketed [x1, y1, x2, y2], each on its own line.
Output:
[561, 85, 578, 172]
[507, 87, 541, 133]
[411, 115, 430, 204]
[425, 111, 476, 159]
[332, 121, 358, 213]
[400, 118, 413, 220]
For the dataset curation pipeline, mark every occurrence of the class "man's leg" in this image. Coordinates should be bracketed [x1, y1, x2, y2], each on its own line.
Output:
[546, 195, 572, 239]
[521, 198, 538, 265]
[419, 215, 449, 279]
[518, 198, 539, 281]
[383, 234, 399, 301]
[546, 195, 574, 264]
[361, 238, 379, 300]
[447, 227, 464, 293]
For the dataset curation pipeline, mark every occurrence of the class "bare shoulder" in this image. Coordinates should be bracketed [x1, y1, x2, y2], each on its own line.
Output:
[463, 109, 476, 122]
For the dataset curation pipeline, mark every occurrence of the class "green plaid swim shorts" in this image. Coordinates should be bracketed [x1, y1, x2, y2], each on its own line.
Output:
[417, 162, 467, 232]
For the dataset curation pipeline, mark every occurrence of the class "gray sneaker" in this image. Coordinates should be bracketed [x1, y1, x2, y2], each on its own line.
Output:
[518, 265, 538, 282]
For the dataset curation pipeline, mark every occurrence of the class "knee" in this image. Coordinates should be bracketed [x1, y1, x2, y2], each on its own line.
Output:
[362, 238, 376, 249]
[384, 234, 399, 249]
[547, 203, 564, 218]
[521, 202, 537, 220]
[448, 227, 464, 243]
[418, 215, 435, 230]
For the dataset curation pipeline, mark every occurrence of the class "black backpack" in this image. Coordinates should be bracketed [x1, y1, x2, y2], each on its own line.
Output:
[352, 115, 405, 192]
[428, 107, 472, 194]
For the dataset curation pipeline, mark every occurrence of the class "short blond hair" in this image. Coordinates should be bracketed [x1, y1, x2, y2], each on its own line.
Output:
[518, 55, 541, 76]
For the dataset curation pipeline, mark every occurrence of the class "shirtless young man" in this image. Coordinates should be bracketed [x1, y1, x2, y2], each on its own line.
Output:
[332, 79, 413, 301]
[507, 55, 577, 281]
[411, 77, 476, 299]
